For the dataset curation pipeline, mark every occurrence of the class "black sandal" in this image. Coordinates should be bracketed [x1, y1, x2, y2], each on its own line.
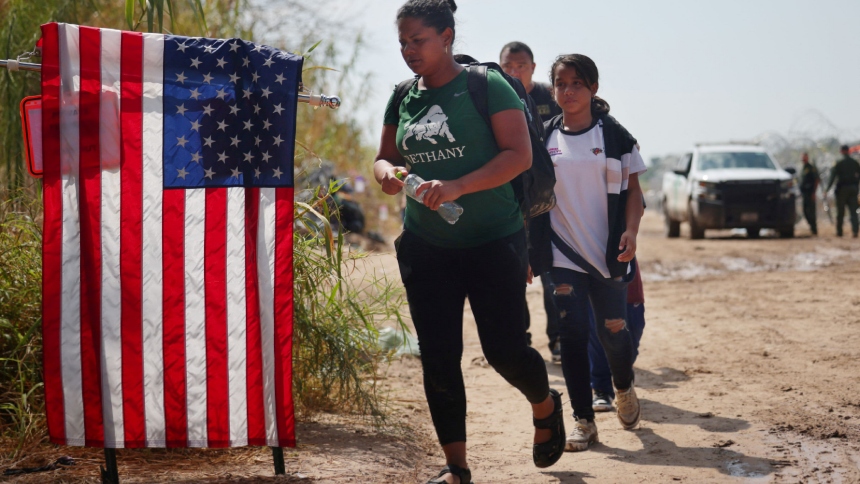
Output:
[532, 388, 566, 468]
[426, 464, 473, 484]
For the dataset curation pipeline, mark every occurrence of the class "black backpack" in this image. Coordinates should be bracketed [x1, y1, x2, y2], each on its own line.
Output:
[392, 60, 556, 220]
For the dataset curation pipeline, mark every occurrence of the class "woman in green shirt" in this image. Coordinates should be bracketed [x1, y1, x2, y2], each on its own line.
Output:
[372, 1, 565, 482]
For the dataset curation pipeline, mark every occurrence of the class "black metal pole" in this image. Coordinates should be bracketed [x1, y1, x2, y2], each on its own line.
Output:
[101, 448, 120, 484]
[271, 446, 286, 475]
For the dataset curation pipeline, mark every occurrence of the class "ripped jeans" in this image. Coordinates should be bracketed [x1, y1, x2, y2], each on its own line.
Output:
[396, 229, 550, 445]
[550, 267, 635, 421]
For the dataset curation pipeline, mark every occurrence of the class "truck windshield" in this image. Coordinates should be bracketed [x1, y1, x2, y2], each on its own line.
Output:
[697, 152, 776, 171]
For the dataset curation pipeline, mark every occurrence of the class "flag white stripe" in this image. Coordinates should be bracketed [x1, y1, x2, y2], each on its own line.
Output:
[258, 188, 279, 446]
[99, 27, 125, 447]
[184, 189, 208, 447]
[141, 32, 166, 447]
[226, 187, 248, 446]
[58, 23, 85, 445]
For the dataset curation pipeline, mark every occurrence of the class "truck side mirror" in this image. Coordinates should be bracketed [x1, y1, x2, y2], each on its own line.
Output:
[784, 167, 797, 175]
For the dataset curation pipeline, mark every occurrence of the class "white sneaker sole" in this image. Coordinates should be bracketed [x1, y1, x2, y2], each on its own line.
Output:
[593, 403, 613, 412]
[618, 409, 640, 430]
[564, 435, 598, 452]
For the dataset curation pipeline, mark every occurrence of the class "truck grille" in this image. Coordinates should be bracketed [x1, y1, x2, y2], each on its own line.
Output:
[718, 180, 780, 204]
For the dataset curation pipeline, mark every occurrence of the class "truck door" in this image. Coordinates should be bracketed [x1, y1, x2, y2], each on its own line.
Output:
[672, 153, 693, 219]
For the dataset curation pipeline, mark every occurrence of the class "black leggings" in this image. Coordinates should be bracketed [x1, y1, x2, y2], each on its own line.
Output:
[396, 229, 550, 445]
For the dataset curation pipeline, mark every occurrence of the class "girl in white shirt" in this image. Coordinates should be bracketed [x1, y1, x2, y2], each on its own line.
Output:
[542, 54, 646, 452]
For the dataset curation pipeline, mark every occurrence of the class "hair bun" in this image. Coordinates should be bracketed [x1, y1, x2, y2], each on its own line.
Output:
[446, 0, 457, 13]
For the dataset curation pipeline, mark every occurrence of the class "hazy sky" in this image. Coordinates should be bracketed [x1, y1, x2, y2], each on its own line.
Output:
[322, 0, 860, 163]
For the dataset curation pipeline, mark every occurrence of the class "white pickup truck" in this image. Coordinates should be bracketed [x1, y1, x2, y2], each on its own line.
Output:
[662, 144, 798, 239]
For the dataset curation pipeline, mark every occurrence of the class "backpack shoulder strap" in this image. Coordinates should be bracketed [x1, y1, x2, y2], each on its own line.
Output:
[550, 230, 634, 290]
[466, 65, 491, 126]
[392, 77, 419, 122]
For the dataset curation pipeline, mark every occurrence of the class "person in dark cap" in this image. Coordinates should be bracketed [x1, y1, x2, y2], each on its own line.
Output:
[798, 152, 820, 235]
[825, 145, 860, 237]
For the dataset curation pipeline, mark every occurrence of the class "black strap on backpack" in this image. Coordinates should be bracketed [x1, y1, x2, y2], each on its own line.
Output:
[392, 76, 418, 113]
[550, 230, 636, 290]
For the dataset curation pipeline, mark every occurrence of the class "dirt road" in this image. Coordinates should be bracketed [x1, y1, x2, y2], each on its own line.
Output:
[368, 210, 860, 483]
[11, 211, 860, 483]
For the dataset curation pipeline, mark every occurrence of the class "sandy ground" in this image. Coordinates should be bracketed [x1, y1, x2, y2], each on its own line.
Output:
[7, 210, 860, 483]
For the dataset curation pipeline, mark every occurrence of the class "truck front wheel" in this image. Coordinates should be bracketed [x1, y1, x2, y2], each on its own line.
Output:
[664, 205, 681, 238]
[688, 204, 705, 240]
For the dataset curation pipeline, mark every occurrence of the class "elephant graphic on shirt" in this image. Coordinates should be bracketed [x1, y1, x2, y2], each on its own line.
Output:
[401, 105, 456, 151]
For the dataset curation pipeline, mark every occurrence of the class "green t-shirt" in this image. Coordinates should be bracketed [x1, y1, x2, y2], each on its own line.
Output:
[383, 69, 525, 248]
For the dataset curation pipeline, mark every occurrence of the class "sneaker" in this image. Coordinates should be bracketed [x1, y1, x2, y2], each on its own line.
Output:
[564, 418, 598, 452]
[592, 391, 614, 412]
[550, 340, 561, 365]
[615, 385, 641, 430]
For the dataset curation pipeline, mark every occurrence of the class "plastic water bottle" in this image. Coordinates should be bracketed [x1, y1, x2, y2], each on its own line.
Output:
[399, 172, 464, 225]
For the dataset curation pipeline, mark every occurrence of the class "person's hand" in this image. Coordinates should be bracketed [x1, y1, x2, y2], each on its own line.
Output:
[526, 264, 534, 284]
[617, 230, 637, 262]
[380, 166, 407, 195]
[415, 179, 464, 210]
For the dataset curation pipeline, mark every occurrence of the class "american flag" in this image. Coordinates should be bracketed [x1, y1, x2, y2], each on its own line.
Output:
[40, 22, 299, 449]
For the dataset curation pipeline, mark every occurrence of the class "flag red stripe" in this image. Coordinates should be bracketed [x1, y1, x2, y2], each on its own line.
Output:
[40, 22, 66, 446]
[78, 25, 105, 447]
[274, 188, 295, 446]
[244, 188, 265, 445]
[162, 189, 187, 447]
[205, 188, 229, 447]
[119, 31, 146, 447]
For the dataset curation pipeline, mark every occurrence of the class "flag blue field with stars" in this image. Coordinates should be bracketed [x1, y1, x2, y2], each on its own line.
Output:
[163, 35, 302, 188]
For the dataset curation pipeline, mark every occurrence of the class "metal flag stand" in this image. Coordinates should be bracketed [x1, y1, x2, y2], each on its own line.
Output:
[0, 58, 342, 109]
[1, 52, 338, 483]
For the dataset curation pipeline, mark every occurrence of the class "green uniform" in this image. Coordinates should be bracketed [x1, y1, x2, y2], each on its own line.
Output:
[383, 69, 525, 248]
[826, 155, 860, 236]
[799, 162, 820, 234]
